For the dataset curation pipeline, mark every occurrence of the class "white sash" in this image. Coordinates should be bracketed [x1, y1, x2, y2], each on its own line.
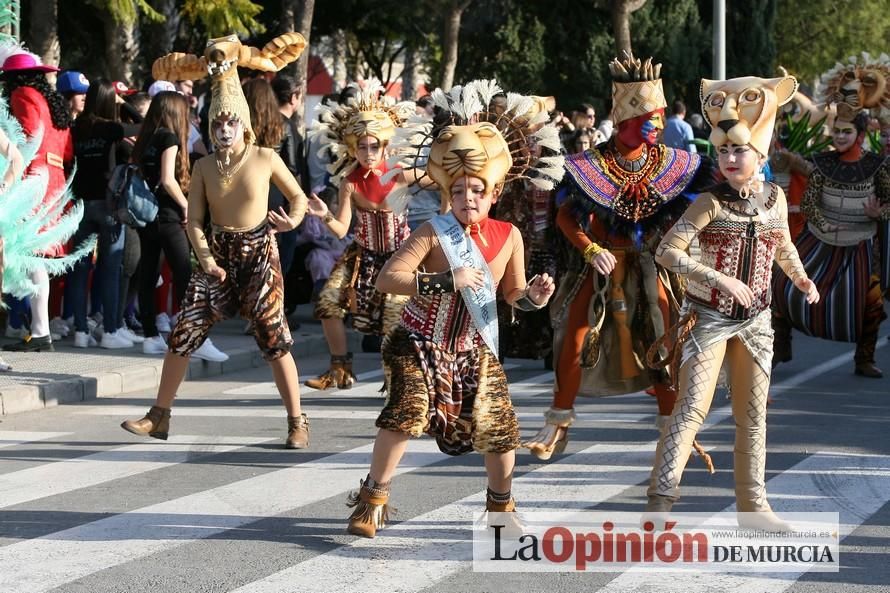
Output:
[429, 212, 499, 354]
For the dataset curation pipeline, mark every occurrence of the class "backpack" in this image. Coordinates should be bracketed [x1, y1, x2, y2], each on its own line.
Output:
[107, 163, 159, 227]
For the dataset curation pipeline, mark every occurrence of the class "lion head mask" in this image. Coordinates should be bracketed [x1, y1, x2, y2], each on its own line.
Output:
[427, 122, 513, 200]
[700, 75, 798, 156]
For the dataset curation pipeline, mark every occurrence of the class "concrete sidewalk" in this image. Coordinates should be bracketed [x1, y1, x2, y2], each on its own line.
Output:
[0, 313, 357, 415]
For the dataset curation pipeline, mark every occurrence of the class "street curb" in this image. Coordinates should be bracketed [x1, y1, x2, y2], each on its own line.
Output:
[0, 332, 362, 416]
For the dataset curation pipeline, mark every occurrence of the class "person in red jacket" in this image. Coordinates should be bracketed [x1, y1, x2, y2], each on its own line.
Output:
[0, 47, 75, 352]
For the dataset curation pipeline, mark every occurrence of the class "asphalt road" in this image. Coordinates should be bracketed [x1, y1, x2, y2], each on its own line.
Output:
[0, 328, 887, 593]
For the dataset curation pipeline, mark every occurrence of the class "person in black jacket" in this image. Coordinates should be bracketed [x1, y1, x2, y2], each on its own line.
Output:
[69, 79, 143, 349]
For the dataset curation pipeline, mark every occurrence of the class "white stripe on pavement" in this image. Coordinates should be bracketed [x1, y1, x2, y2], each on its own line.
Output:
[598, 451, 890, 592]
[227, 363, 525, 397]
[0, 435, 276, 510]
[0, 432, 70, 449]
[70, 405, 650, 424]
[0, 439, 445, 593]
[227, 406, 733, 593]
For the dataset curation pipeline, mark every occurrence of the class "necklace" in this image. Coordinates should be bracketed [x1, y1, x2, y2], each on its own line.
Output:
[216, 144, 251, 187]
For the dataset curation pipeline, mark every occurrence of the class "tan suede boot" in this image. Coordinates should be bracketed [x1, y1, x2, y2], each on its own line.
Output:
[485, 489, 524, 537]
[285, 414, 309, 449]
[346, 475, 392, 538]
[305, 354, 357, 390]
[120, 406, 171, 440]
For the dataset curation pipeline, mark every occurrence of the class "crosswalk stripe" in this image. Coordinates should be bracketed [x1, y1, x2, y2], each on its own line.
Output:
[598, 451, 890, 592]
[0, 432, 71, 449]
[0, 435, 276, 510]
[0, 439, 445, 593]
[225, 363, 527, 397]
[70, 404, 650, 424]
[226, 406, 734, 593]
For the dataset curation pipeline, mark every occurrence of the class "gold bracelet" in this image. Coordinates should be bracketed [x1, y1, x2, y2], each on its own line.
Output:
[583, 242, 605, 263]
[322, 212, 334, 224]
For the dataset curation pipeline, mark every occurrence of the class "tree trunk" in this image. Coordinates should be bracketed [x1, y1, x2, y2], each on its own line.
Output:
[280, 0, 296, 32]
[292, 0, 315, 136]
[332, 29, 348, 91]
[610, 0, 647, 57]
[440, 0, 472, 90]
[26, 0, 59, 67]
[401, 43, 416, 101]
[102, 14, 139, 83]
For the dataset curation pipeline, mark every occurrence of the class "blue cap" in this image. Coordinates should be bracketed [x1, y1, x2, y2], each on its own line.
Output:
[56, 71, 89, 95]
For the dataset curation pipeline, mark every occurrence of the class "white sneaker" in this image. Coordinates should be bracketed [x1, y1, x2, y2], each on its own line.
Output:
[100, 330, 135, 349]
[73, 331, 97, 348]
[143, 335, 168, 354]
[119, 326, 145, 344]
[5, 326, 28, 339]
[192, 338, 229, 362]
[156, 313, 172, 333]
[50, 317, 71, 338]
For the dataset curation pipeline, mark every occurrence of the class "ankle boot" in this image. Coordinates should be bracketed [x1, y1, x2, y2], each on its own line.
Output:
[346, 475, 391, 538]
[305, 354, 357, 390]
[285, 414, 309, 449]
[485, 489, 523, 536]
[121, 406, 171, 440]
[641, 493, 675, 530]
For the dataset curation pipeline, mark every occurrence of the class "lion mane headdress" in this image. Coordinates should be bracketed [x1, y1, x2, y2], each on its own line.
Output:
[381, 79, 565, 213]
[815, 51, 890, 126]
[152, 33, 307, 145]
[310, 79, 416, 185]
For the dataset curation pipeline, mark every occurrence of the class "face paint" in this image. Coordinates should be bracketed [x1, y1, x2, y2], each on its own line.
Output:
[212, 114, 244, 150]
[831, 122, 859, 153]
[717, 143, 761, 189]
[617, 109, 664, 148]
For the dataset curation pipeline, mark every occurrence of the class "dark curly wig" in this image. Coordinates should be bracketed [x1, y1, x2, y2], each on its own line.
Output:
[1, 71, 73, 129]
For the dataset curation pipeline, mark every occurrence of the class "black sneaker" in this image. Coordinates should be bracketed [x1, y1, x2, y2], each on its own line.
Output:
[3, 335, 54, 352]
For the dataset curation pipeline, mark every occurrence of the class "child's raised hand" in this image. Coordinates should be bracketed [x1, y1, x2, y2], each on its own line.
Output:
[527, 273, 555, 305]
[307, 194, 329, 218]
[453, 267, 485, 291]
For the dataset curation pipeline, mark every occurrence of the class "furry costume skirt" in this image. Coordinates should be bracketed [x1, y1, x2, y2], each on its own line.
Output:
[376, 326, 520, 455]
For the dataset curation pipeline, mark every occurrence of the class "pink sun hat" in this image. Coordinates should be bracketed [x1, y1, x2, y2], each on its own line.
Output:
[0, 51, 60, 74]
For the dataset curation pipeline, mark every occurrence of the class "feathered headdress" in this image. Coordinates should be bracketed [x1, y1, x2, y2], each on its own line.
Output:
[0, 99, 95, 298]
[310, 78, 416, 185]
[382, 79, 565, 213]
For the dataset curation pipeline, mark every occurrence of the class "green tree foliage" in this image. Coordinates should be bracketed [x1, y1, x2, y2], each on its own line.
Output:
[776, 0, 890, 88]
[182, 0, 266, 37]
[86, 0, 164, 25]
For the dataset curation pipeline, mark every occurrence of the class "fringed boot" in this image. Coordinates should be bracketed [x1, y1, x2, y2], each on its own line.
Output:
[523, 407, 574, 461]
[285, 413, 309, 449]
[120, 406, 171, 440]
[305, 353, 357, 390]
[485, 488, 524, 536]
[346, 474, 392, 538]
[854, 304, 885, 378]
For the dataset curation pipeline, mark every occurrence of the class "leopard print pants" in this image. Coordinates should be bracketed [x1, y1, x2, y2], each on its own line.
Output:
[169, 223, 292, 361]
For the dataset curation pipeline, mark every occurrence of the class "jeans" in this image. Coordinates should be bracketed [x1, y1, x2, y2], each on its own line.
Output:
[67, 200, 125, 334]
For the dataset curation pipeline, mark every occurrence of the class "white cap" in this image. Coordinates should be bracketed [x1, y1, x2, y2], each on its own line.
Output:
[148, 80, 177, 98]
